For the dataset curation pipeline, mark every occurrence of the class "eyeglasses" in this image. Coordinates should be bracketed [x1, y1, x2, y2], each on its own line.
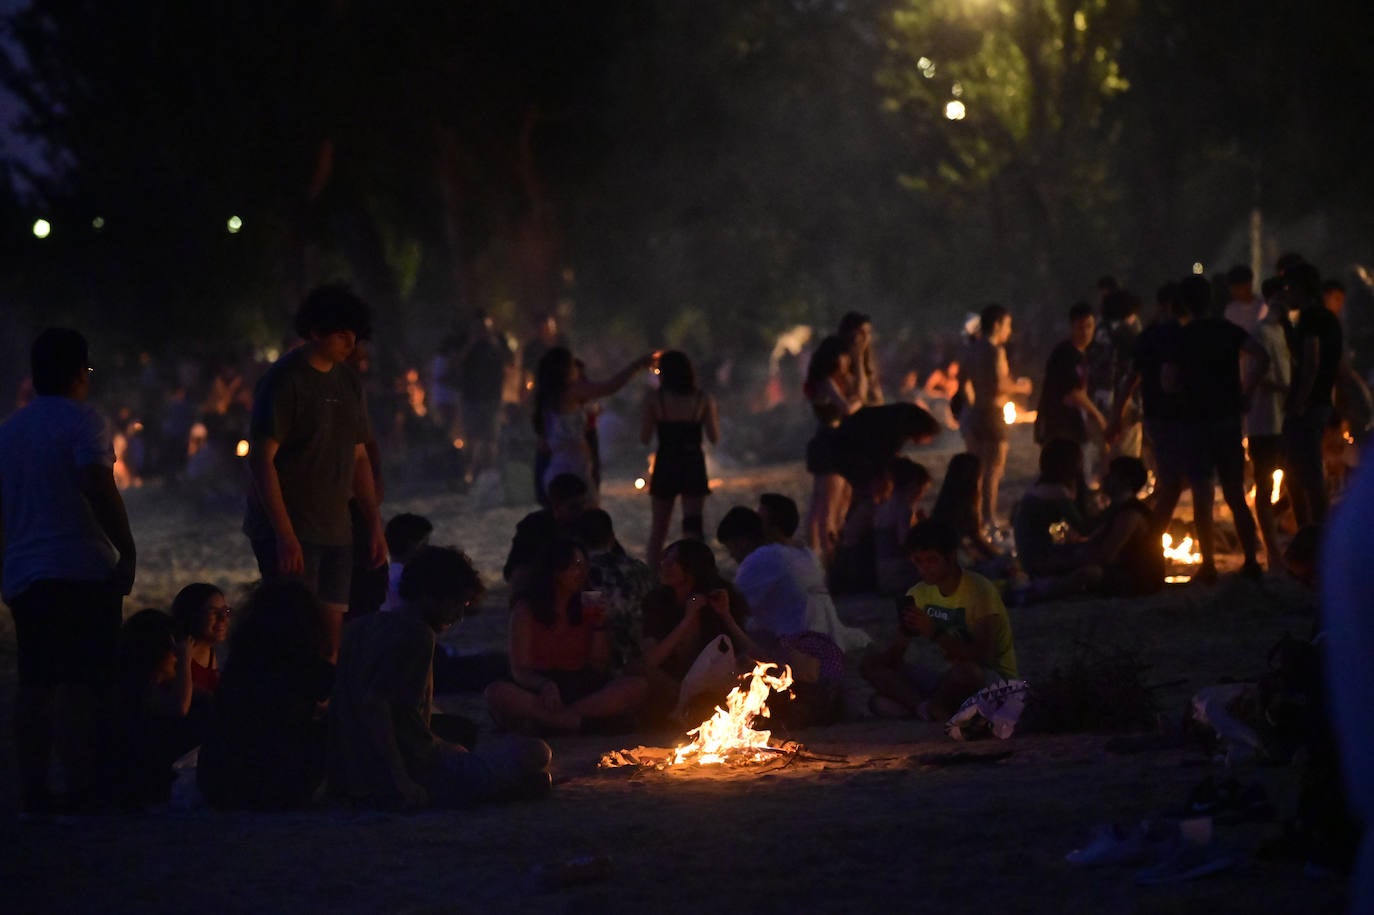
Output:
[208, 606, 232, 619]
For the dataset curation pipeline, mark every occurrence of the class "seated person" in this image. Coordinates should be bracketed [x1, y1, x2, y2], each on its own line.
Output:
[197, 580, 336, 810]
[929, 452, 1011, 577]
[485, 540, 647, 733]
[332, 547, 552, 810]
[861, 519, 1019, 721]
[874, 458, 932, 595]
[379, 512, 433, 612]
[169, 582, 230, 699]
[502, 473, 589, 589]
[716, 507, 841, 726]
[1087, 457, 1163, 597]
[756, 493, 871, 652]
[637, 539, 753, 722]
[113, 609, 201, 807]
[576, 508, 654, 669]
[1012, 438, 1102, 599]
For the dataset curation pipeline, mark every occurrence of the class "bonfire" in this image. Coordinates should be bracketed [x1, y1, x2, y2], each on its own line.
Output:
[599, 661, 847, 771]
[672, 661, 794, 766]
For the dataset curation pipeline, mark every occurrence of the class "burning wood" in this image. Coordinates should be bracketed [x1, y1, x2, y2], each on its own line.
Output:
[598, 662, 850, 771]
[673, 661, 794, 766]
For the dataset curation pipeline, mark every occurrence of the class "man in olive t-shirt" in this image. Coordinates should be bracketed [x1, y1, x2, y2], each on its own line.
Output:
[245, 285, 385, 659]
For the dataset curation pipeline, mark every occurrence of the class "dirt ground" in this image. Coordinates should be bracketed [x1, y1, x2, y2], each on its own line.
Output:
[0, 428, 1350, 913]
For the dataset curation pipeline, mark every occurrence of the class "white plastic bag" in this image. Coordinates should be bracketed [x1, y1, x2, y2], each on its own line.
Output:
[674, 635, 737, 720]
[945, 679, 1032, 741]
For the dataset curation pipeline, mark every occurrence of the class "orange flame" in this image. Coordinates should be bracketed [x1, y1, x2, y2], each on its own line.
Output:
[1162, 533, 1202, 565]
[672, 661, 793, 766]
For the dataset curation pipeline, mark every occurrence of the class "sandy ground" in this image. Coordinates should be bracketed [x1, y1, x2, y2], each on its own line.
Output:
[0, 427, 1349, 913]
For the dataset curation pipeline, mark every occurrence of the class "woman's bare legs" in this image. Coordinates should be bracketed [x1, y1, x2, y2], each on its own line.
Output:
[680, 494, 706, 540]
[646, 495, 676, 568]
[484, 681, 581, 733]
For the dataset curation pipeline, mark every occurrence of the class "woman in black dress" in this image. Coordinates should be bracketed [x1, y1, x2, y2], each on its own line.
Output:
[640, 351, 720, 567]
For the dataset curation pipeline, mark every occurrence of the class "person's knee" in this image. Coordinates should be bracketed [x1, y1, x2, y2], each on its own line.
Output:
[512, 737, 552, 772]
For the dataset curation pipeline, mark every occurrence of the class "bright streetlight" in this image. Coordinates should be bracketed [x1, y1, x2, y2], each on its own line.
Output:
[32, 219, 51, 239]
[227, 215, 243, 234]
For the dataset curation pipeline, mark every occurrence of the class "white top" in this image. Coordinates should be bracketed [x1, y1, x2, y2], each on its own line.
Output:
[734, 542, 871, 651]
[541, 408, 592, 490]
[0, 396, 119, 601]
[1247, 318, 1291, 437]
[1224, 297, 1268, 336]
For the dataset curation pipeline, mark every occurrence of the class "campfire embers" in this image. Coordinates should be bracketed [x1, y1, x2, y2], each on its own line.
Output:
[599, 662, 846, 772]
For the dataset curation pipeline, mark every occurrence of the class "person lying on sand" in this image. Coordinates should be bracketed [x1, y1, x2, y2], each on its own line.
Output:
[861, 519, 1018, 722]
[332, 547, 552, 810]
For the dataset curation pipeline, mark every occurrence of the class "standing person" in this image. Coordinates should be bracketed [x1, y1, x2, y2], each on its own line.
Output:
[457, 310, 510, 486]
[1098, 289, 1144, 461]
[961, 304, 1025, 527]
[1224, 264, 1267, 335]
[1035, 302, 1107, 466]
[533, 347, 653, 504]
[1283, 264, 1344, 526]
[1112, 284, 1189, 529]
[1246, 288, 1292, 567]
[520, 313, 564, 400]
[0, 329, 136, 815]
[802, 336, 861, 558]
[641, 350, 720, 567]
[243, 285, 386, 661]
[837, 312, 884, 406]
[1168, 275, 1269, 580]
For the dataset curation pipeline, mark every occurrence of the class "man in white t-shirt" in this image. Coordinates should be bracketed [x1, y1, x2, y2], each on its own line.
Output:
[0, 329, 137, 815]
[1223, 264, 1268, 335]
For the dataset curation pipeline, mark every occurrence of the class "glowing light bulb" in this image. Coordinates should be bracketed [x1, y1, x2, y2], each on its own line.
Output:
[32, 219, 51, 239]
[227, 215, 243, 234]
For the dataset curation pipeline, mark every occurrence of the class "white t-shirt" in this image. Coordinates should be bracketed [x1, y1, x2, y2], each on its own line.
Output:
[734, 542, 872, 651]
[1224, 297, 1268, 335]
[0, 396, 119, 601]
[734, 544, 808, 637]
[1247, 319, 1291, 437]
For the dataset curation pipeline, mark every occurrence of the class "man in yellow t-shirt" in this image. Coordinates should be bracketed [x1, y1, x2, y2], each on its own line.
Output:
[860, 519, 1017, 721]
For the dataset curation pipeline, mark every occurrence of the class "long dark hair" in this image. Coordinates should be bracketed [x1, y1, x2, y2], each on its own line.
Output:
[804, 335, 846, 400]
[222, 579, 325, 674]
[658, 350, 697, 396]
[666, 538, 727, 594]
[837, 312, 872, 349]
[520, 539, 587, 627]
[931, 452, 982, 537]
[533, 346, 574, 435]
[170, 582, 223, 640]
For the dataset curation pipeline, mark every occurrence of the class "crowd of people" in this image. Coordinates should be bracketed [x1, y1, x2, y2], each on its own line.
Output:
[1, 255, 1366, 826]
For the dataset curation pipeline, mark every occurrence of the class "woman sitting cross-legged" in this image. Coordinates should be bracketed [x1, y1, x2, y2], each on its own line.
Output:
[485, 540, 648, 734]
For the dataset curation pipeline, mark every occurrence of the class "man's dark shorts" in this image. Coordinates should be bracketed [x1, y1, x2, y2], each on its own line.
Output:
[1182, 417, 1246, 486]
[9, 579, 123, 688]
[251, 539, 353, 606]
[1145, 418, 1189, 485]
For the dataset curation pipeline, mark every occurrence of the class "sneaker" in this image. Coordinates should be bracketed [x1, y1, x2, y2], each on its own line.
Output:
[1135, 841, 1239, 885]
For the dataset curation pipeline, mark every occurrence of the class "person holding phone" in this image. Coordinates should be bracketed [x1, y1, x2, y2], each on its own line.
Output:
[861, 519, 1017, 721]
